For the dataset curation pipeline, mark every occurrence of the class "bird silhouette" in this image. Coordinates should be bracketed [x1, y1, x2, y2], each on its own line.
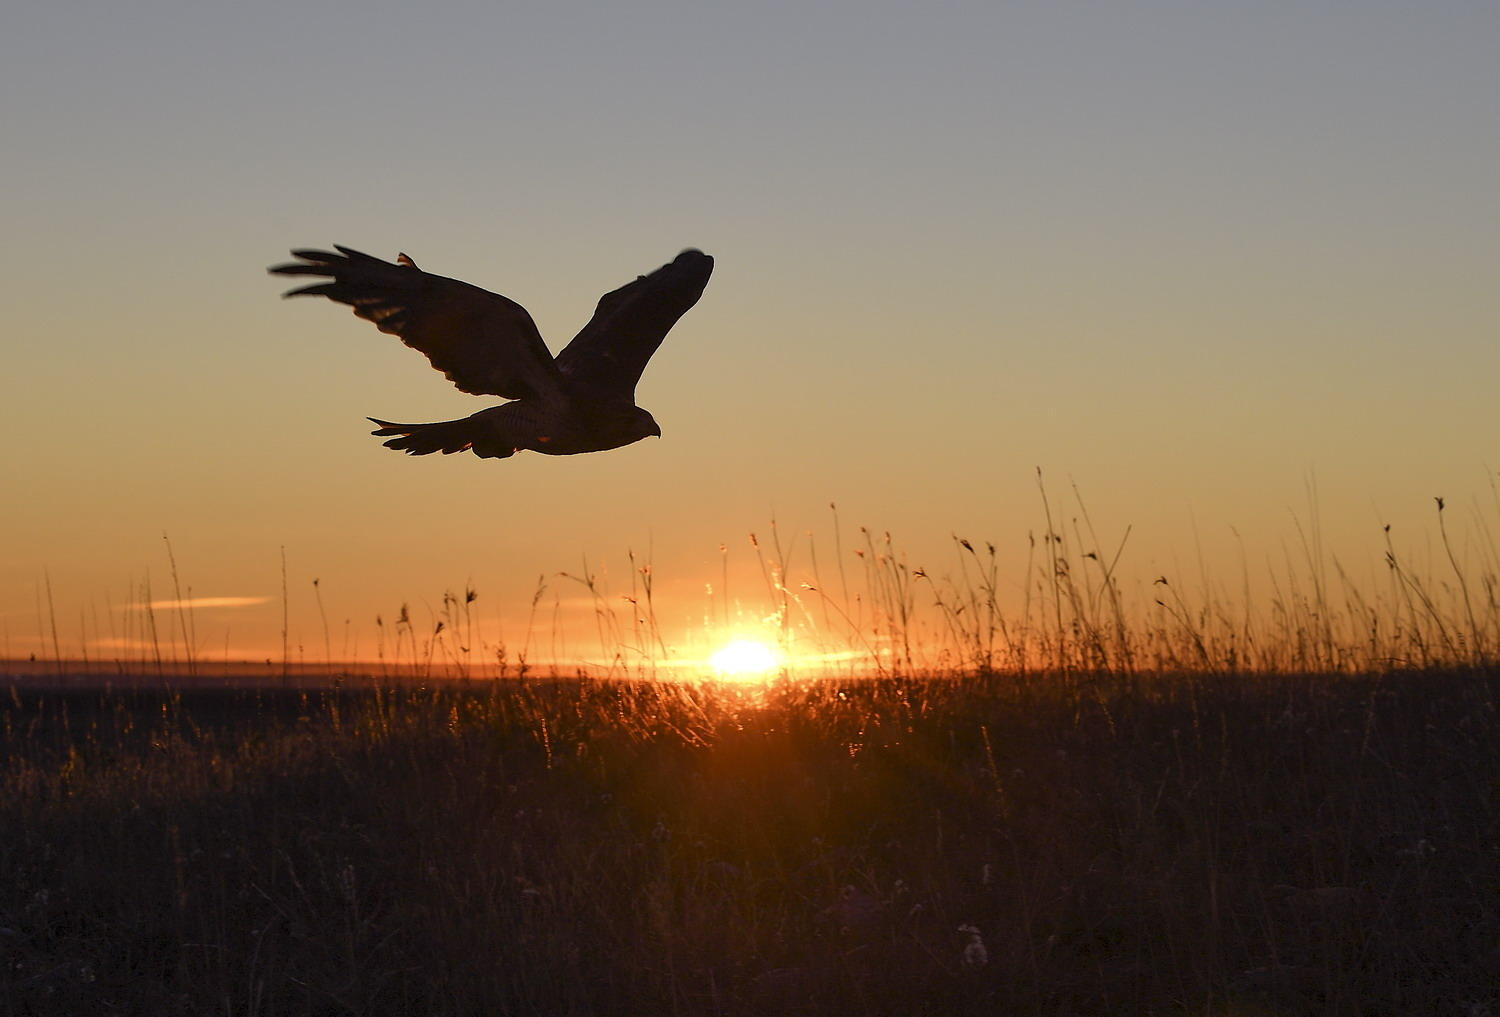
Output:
[268, 246, 713, 459]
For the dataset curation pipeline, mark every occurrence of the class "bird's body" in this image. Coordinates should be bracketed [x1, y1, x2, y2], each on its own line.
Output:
[268, 246, 713, 460]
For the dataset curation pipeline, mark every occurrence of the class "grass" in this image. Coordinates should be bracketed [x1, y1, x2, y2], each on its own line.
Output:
[1, 668, 1496, 1016]
[5, 481, 1499, 1014]
[22, 476, 1500, 682]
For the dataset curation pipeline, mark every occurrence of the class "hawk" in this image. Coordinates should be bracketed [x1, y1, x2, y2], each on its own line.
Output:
[268, 246, 714, 459]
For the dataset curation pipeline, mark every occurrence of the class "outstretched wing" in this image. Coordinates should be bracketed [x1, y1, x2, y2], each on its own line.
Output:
[269, 246, 566, 403]
[554, 249, 713, 401]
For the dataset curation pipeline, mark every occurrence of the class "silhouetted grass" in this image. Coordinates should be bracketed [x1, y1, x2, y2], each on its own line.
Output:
[2, 668, 1495, 1016]
[36, 475, 1500, 683]
[7, 480, 1500, 1012]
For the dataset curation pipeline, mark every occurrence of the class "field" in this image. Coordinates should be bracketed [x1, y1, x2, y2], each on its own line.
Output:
[2, 666, 1495, 1016]
[5, 493, 1498, 1014]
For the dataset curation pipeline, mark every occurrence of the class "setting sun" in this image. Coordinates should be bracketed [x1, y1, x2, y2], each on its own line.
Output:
[709, 639, 780, 678]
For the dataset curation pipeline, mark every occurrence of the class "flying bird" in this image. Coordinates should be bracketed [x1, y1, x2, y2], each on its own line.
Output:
[268, 246, 714, 459]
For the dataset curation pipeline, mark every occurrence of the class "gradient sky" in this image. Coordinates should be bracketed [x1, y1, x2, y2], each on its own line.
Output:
[4, 1, 1498, 664]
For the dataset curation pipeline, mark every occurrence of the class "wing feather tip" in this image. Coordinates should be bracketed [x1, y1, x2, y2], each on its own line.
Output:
[334, 244, 380, 262]
[281, 282, 336, 299]
[288, 248, 341, 263]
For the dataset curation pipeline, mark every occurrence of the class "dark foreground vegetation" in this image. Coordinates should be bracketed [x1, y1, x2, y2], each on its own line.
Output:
[1, 670, 1495, 1016]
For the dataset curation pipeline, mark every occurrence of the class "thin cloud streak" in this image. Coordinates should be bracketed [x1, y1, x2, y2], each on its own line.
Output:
[127, 596, 271, 611]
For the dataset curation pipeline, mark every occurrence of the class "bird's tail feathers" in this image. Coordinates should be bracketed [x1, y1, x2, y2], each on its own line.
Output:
[369, 414, 520, 458]
[367, 416, 512, 458]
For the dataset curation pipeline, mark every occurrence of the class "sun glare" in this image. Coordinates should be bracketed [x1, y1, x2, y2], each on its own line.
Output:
[709, 639, 780, 679]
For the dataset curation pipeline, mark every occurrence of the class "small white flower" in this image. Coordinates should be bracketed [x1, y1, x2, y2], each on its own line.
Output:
[958, 924, 988, 968]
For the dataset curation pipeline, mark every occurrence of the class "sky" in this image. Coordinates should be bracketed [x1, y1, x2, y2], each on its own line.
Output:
[3, 1, 1498, 666]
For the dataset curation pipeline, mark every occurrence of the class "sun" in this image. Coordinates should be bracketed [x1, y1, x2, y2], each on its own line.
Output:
[709, 639, 781, 679]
